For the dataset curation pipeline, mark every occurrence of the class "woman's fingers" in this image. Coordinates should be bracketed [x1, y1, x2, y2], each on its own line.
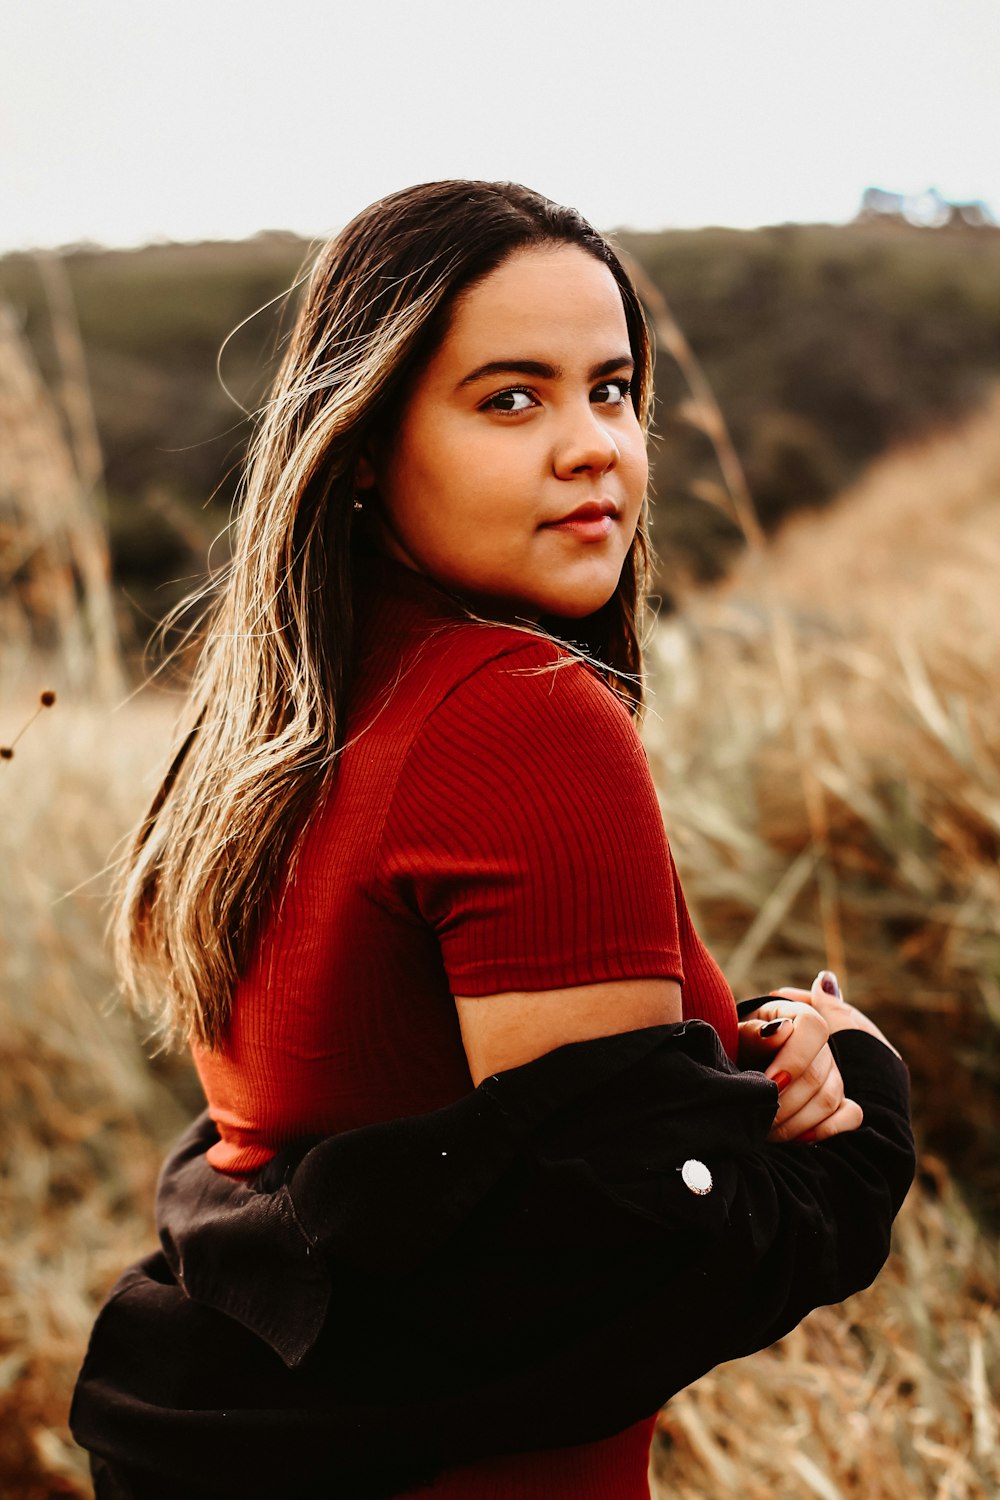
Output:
[758, 1004, 829, 1095]
[736, 998, 812, 1074]
[767, 1043, 843, 1141]
[807, 971, 904, 1060]
[739, 986, 871, 1142]
[736, 1015, 795, 1070]
[773, 1092, 869, 1146]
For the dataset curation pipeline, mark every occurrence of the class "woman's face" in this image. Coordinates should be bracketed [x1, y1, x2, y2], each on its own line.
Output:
[360, 244, 648, 622]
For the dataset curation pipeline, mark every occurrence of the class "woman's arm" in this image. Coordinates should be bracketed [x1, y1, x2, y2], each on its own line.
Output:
[456, 975, 682, 1085]
[458, 971, 871, 1141]
[401, 1021, 915, 1439]
[150, 1013, 912, 1380]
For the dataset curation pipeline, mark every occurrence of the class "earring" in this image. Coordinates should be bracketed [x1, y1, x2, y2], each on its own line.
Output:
[353, 496, 364, 512]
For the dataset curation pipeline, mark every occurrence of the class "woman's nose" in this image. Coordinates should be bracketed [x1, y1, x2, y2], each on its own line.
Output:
[552, 403, 619, 478]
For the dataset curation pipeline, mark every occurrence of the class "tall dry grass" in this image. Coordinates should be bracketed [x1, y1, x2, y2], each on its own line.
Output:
[0, 296, 122, 703]
[0, 687, 194, 1496]
[644, 388, 1000, 1213]
[642, 391, 1000, 1496]
[2, 285, 163, 1492]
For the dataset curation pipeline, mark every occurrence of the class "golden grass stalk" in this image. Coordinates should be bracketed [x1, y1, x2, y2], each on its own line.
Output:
[0, 290, 122, 701]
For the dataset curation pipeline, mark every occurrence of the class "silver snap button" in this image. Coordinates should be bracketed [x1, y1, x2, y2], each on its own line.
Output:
[681, 1159, 713, 1195]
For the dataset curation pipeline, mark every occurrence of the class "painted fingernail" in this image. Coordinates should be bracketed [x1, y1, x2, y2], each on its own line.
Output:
[771, 1070, 792, 1093]
[818, 970, 841, 998]
[799, 1128, 818, 1143]
[760, 1018, 790, 1038]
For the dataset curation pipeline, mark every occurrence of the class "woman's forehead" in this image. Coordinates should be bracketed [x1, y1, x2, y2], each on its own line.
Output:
[439, 245, 630, 369]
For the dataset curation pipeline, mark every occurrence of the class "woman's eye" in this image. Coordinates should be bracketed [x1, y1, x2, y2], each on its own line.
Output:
[592, 378, 632, 406]
[483, 388, 536, 415]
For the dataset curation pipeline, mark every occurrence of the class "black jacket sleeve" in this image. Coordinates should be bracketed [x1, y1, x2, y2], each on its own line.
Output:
[70, 1018, 915, 1500]
[311, 1023, 914, 1435]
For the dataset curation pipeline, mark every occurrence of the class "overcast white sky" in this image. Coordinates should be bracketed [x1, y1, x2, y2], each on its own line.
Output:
[3, 0, 997, 251]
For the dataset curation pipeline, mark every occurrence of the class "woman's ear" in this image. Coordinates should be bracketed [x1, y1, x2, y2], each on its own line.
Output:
[355, 452, 378, 490]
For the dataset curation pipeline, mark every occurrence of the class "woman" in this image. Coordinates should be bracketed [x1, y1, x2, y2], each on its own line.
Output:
[73, 181, 912, 1499]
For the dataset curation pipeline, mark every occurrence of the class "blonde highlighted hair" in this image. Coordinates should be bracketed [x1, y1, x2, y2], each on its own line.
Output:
[114, 180, 658, 1050]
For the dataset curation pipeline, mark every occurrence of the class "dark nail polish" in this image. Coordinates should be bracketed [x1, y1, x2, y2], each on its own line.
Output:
[799, 1128, 818, 1143]
[819, 971, 841, 998]
[760, 1018, 789, 1037]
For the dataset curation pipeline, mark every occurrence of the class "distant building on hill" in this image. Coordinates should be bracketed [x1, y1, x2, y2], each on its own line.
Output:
[856, 185, 997, 229]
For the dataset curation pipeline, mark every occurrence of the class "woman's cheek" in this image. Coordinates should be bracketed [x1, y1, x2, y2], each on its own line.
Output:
[628, 430, 650, 490]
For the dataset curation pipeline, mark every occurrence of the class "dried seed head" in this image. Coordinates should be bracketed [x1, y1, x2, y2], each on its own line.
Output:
[2, 688, 58, 759]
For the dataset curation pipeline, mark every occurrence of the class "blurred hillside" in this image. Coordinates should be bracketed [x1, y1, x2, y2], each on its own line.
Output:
[616, 218, 1000, 583]
[2, 218, 1000, 638]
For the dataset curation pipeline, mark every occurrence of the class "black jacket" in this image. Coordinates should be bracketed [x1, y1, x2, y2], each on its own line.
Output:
[70, 1008, 915, 1500]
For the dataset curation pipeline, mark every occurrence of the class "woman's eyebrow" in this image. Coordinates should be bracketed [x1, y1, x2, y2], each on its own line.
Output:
[457, 355, 634, 390]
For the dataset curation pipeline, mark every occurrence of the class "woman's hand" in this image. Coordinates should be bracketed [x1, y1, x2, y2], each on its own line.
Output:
[738, 974, 864, 1144]
[791, 970, 903, 1060]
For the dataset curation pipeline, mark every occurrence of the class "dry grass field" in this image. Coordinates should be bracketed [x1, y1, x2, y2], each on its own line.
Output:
[2, 395, 998, 1496]
[642, 389, 1000, 1498]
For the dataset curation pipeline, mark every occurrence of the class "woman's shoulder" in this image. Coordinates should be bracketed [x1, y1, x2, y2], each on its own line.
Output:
[353, 555, 632, 739]
[422, 625, 634, 743]
[389, 629, 650, 831]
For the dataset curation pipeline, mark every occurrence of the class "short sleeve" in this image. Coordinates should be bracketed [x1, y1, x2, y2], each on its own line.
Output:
[373, 638, 685, 996]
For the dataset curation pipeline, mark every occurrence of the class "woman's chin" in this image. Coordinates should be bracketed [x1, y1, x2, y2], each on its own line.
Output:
[537, 580, 620, 621]
[459, 568, 620, 626]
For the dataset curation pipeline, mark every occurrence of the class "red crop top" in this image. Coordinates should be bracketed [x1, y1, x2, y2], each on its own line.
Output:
[191, 549, 739, 1498]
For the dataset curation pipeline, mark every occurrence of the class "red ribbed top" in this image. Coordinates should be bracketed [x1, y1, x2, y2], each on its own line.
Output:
[191, 550, 738, 1498]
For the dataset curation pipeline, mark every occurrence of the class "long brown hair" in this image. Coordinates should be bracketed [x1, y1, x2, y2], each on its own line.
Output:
[114, 180, 658, 1051]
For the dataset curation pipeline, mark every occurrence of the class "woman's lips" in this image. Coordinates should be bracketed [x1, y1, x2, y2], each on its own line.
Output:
[542, 514, 616, 540]
[539, 507, 617, 543]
